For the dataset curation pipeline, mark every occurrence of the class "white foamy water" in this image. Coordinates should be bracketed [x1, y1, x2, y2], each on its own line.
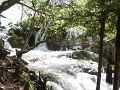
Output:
[0, 30, 12, 49]
[22, 46, 113, 90]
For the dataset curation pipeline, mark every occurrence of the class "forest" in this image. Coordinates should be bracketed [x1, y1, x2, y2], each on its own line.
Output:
[0, 0, 120, 90]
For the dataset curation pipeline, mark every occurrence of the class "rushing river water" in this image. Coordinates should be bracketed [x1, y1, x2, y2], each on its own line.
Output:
[22, 44, 113, 90]
[0, 28, 114, 90]
[0, 24, 113, 90]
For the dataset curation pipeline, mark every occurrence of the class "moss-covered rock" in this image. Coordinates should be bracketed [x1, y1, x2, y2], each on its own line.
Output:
[72, 50, 98, 61]
[8, 36, 24, 48]
[21, 72, 36, 90]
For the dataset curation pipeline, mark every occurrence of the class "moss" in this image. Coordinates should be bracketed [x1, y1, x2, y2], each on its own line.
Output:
[72, 50, 98, 61]
[101, 57, 108, 67]
[8, 36, 24, 48]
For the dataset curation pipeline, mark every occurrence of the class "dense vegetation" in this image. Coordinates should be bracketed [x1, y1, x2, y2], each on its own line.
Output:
[0, 0, 120, 90]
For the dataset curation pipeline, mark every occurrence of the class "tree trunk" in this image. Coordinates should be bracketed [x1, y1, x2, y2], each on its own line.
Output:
[0, 39, 4, 50]
[96, 12, 106, 90]
[113, 13, 120, 90]
[106, 64, 112, 84]
[22, 15, 36, 50]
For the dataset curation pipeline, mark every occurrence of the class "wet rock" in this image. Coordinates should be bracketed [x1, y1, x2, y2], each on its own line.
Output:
[0, 50, 35, 90]
[72, 50, 98, 61]
[0, 49, 10, 59]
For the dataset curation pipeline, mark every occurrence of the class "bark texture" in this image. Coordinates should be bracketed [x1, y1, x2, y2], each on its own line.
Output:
[96, 12, 106, 90]
[113, 13, 120, 90]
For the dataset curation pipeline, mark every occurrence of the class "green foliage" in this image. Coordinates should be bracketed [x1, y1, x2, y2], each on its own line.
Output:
[21, 72, 35, 90]
[72, 50, 98, 61]
[8, 35, 24, 48]
[7, 0, 119, 49]
[7, 20, 31, 48]
[78, 0, 119, 41]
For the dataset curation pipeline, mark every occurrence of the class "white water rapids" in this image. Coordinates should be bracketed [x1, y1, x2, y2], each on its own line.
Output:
[22, 45, 113, 90]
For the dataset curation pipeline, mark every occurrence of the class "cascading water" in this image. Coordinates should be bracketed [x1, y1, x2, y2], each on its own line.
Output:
[35, 28, 47, 44]
[21, 25, 114, 90]
[22, 47, 113, 90]
[0, 28, 18, 56]
[66, 26, 86, 50]
[0, 29, 12, 49]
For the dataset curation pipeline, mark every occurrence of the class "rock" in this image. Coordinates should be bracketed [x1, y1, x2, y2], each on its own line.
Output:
[0, 84, 5, 90]
[0, 39, 4, 50]
[72, 50, 98, 61]
[0, 49, 10, 59]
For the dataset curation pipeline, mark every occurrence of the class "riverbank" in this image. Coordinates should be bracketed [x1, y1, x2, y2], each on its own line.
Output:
[0, 48, 47, 90]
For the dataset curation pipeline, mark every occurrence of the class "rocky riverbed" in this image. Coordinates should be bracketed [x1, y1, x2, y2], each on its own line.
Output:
[0, 48, 48, 90]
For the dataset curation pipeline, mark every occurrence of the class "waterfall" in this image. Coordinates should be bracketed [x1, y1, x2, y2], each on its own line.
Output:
[66, 26, 86, 50]
[4, 40, 12, 49]
[0, 30, 12, 49]
[35, 29, 47, 44]
[0, 31, 18, 56]
[22, 49, 113, 90]
[33, 43, 49, 51]
[34, 28, 49, 51]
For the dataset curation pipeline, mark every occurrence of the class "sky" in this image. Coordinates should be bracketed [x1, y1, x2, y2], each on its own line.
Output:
[0, 2, 30, 26]
[0, 0, 86, 26]
[1, 4, 22, 26]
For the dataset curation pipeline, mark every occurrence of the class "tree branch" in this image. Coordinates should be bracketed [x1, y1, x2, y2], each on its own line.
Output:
[17, 2, 51, 15]
[17, 2, 39, 13]
[0, 0, 21, 14]
[0, 15, 6, 18]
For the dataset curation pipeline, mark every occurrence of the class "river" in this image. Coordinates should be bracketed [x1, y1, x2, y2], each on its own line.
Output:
[22, 44, 113, 90]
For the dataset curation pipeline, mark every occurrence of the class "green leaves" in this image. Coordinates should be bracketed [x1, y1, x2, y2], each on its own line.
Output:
[7, 0, 119, 45]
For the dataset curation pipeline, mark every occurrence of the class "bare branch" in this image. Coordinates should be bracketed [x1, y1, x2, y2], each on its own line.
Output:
[0, 15, 6, 18]
[17, 2, 51, 16]
[17, 2, 40, 13]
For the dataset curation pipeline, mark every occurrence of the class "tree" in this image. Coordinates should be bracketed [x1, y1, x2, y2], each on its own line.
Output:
[96, 11, 106, 90]
[113, 10, 120, 90]
[77, 0, 107, 89]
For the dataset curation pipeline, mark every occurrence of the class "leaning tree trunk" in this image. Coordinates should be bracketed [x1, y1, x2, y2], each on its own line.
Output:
[22, 13, 36, 50]
[96, 12, 106, 90]
[113, 13, 120, 90]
